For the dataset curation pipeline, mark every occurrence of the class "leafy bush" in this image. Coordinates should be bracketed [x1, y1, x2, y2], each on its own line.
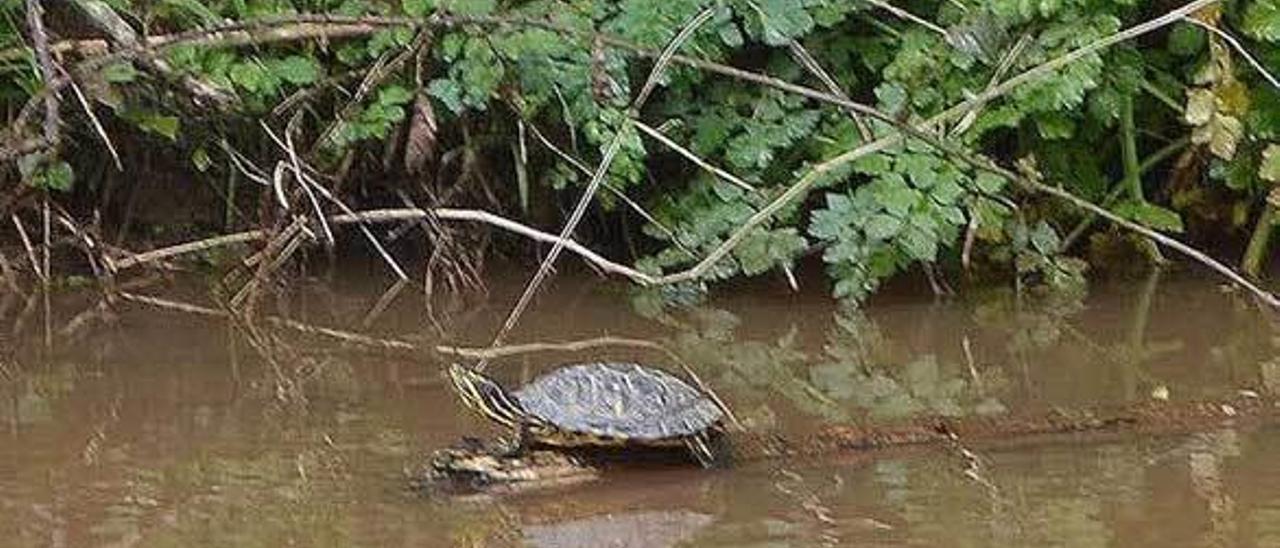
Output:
[3, 0, 1279, 302]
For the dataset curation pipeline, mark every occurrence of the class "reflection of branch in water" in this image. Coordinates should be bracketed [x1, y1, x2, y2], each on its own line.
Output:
[118, 292, 419, 352]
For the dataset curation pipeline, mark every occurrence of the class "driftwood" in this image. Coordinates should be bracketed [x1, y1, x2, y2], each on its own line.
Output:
[421, 391, 1280, 495]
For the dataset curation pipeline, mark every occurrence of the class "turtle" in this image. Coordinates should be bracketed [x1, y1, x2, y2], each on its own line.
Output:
[447, 362, 729, 467]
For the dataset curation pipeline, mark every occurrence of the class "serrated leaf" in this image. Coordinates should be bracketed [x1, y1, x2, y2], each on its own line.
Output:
[1114, 200, 1185, 232]
[228, 61, 277, 94]
[273, 56, 320, 86]
[864, 213, 903, 240]
[441, 0, 495, 15]
[900, 226, 938, 261]
[754, 0, 815, 46]
[1243, 0, 1280, 42]
[427, 78, 464, 114]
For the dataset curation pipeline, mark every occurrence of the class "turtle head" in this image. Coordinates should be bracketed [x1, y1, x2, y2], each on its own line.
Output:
[447, 363, 526, 428]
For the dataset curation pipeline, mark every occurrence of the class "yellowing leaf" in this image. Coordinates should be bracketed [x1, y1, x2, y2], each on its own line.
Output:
[1184, 88, 1215, 125]
[1261, 144, 1280, 183]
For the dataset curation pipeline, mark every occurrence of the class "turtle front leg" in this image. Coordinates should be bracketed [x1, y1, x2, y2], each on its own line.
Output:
[494, 425, 532, 457]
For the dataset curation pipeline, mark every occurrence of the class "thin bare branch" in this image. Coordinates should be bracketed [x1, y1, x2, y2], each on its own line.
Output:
[24, 0, 59, 145]
[481, 7, 716, 366]
[787, 40, 872, 142]
[111, 207, 657, 284]
[863, 0, 949, 37]
[1182, 17, 1279, 92]
[10, 214, 43, 282]
[633, 120, 757, 193]
[60, 68, 122, 170]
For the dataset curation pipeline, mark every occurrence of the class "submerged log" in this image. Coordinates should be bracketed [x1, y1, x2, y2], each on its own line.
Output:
[417, 392, 1279, 495]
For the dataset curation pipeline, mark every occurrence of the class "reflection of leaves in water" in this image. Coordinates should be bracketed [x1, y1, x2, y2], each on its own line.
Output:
[671, 310, 851, 423]
[4, 363, 80, 426]
[811, 355, 986, 419]
[972, 286, 1084, 354]
[815, 309, 1006, 419]
[667, 306, 1008, 424]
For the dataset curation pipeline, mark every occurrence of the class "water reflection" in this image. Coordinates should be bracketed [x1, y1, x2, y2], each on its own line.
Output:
[0, 273, 1278, 546]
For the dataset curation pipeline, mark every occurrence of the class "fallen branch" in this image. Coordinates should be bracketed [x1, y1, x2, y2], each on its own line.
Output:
[110, 207, 657, 284]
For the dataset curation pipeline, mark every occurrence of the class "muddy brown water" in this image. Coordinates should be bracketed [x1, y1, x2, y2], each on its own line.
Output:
[2, 270, 1280, 547]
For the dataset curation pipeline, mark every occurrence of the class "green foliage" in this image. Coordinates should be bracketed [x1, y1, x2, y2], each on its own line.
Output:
[6, 0, 1279, 305]
[808, 147, 972, 300]
[1244, 0, 1280, 42]
[330, 85, 415, 147]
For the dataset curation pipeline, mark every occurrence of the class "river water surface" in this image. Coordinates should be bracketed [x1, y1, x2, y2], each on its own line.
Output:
[2, 270, 1280, 547]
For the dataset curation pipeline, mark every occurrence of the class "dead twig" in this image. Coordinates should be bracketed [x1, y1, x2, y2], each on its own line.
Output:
[23, 0, 59, 146]
[10, 214, 43, 283]
[633, 120, 756, 193]
[787, 40, 872, 142]
[1182, 17, 1279, 92]
[58, 66, 122, 170]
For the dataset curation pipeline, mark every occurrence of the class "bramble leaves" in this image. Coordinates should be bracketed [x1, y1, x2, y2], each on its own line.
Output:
[1243, 0, 1280, 42]
[808, 149, 974, 301]
[9, 0, 1279, 307]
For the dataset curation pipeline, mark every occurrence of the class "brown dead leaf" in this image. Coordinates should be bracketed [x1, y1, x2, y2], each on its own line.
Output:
[404, 92, 438, 175]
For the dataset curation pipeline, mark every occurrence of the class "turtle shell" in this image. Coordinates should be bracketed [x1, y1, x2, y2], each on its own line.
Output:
[512, 362, 722, 442]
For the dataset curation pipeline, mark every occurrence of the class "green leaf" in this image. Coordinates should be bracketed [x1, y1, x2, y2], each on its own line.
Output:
[102, 62, 138, 83]
[864, 213, 903, 240]
[273, 56, 321, 86]
[122, 108, 181, 141]
[441, 0, 496, 15]
[900, 226, 938, 261]
[1114, 201, 1185, 233]
[1260, 144, 1280, 183]
[1243, 0, 1280, 42]
[228, 61, 273, 94]
[39, 161, 74, 191]
[974, 172, 1005, 193]
[427, 78, 464, 114]
[160, 0, 221, 25]
[191, 147, 211, 172]
[1029, 221, 1061, 255]
[1168, 23, 1206, 55]
[753, 0, 815, 46]
[378, 84, 414, 106]
[402, 0, 435, 16]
